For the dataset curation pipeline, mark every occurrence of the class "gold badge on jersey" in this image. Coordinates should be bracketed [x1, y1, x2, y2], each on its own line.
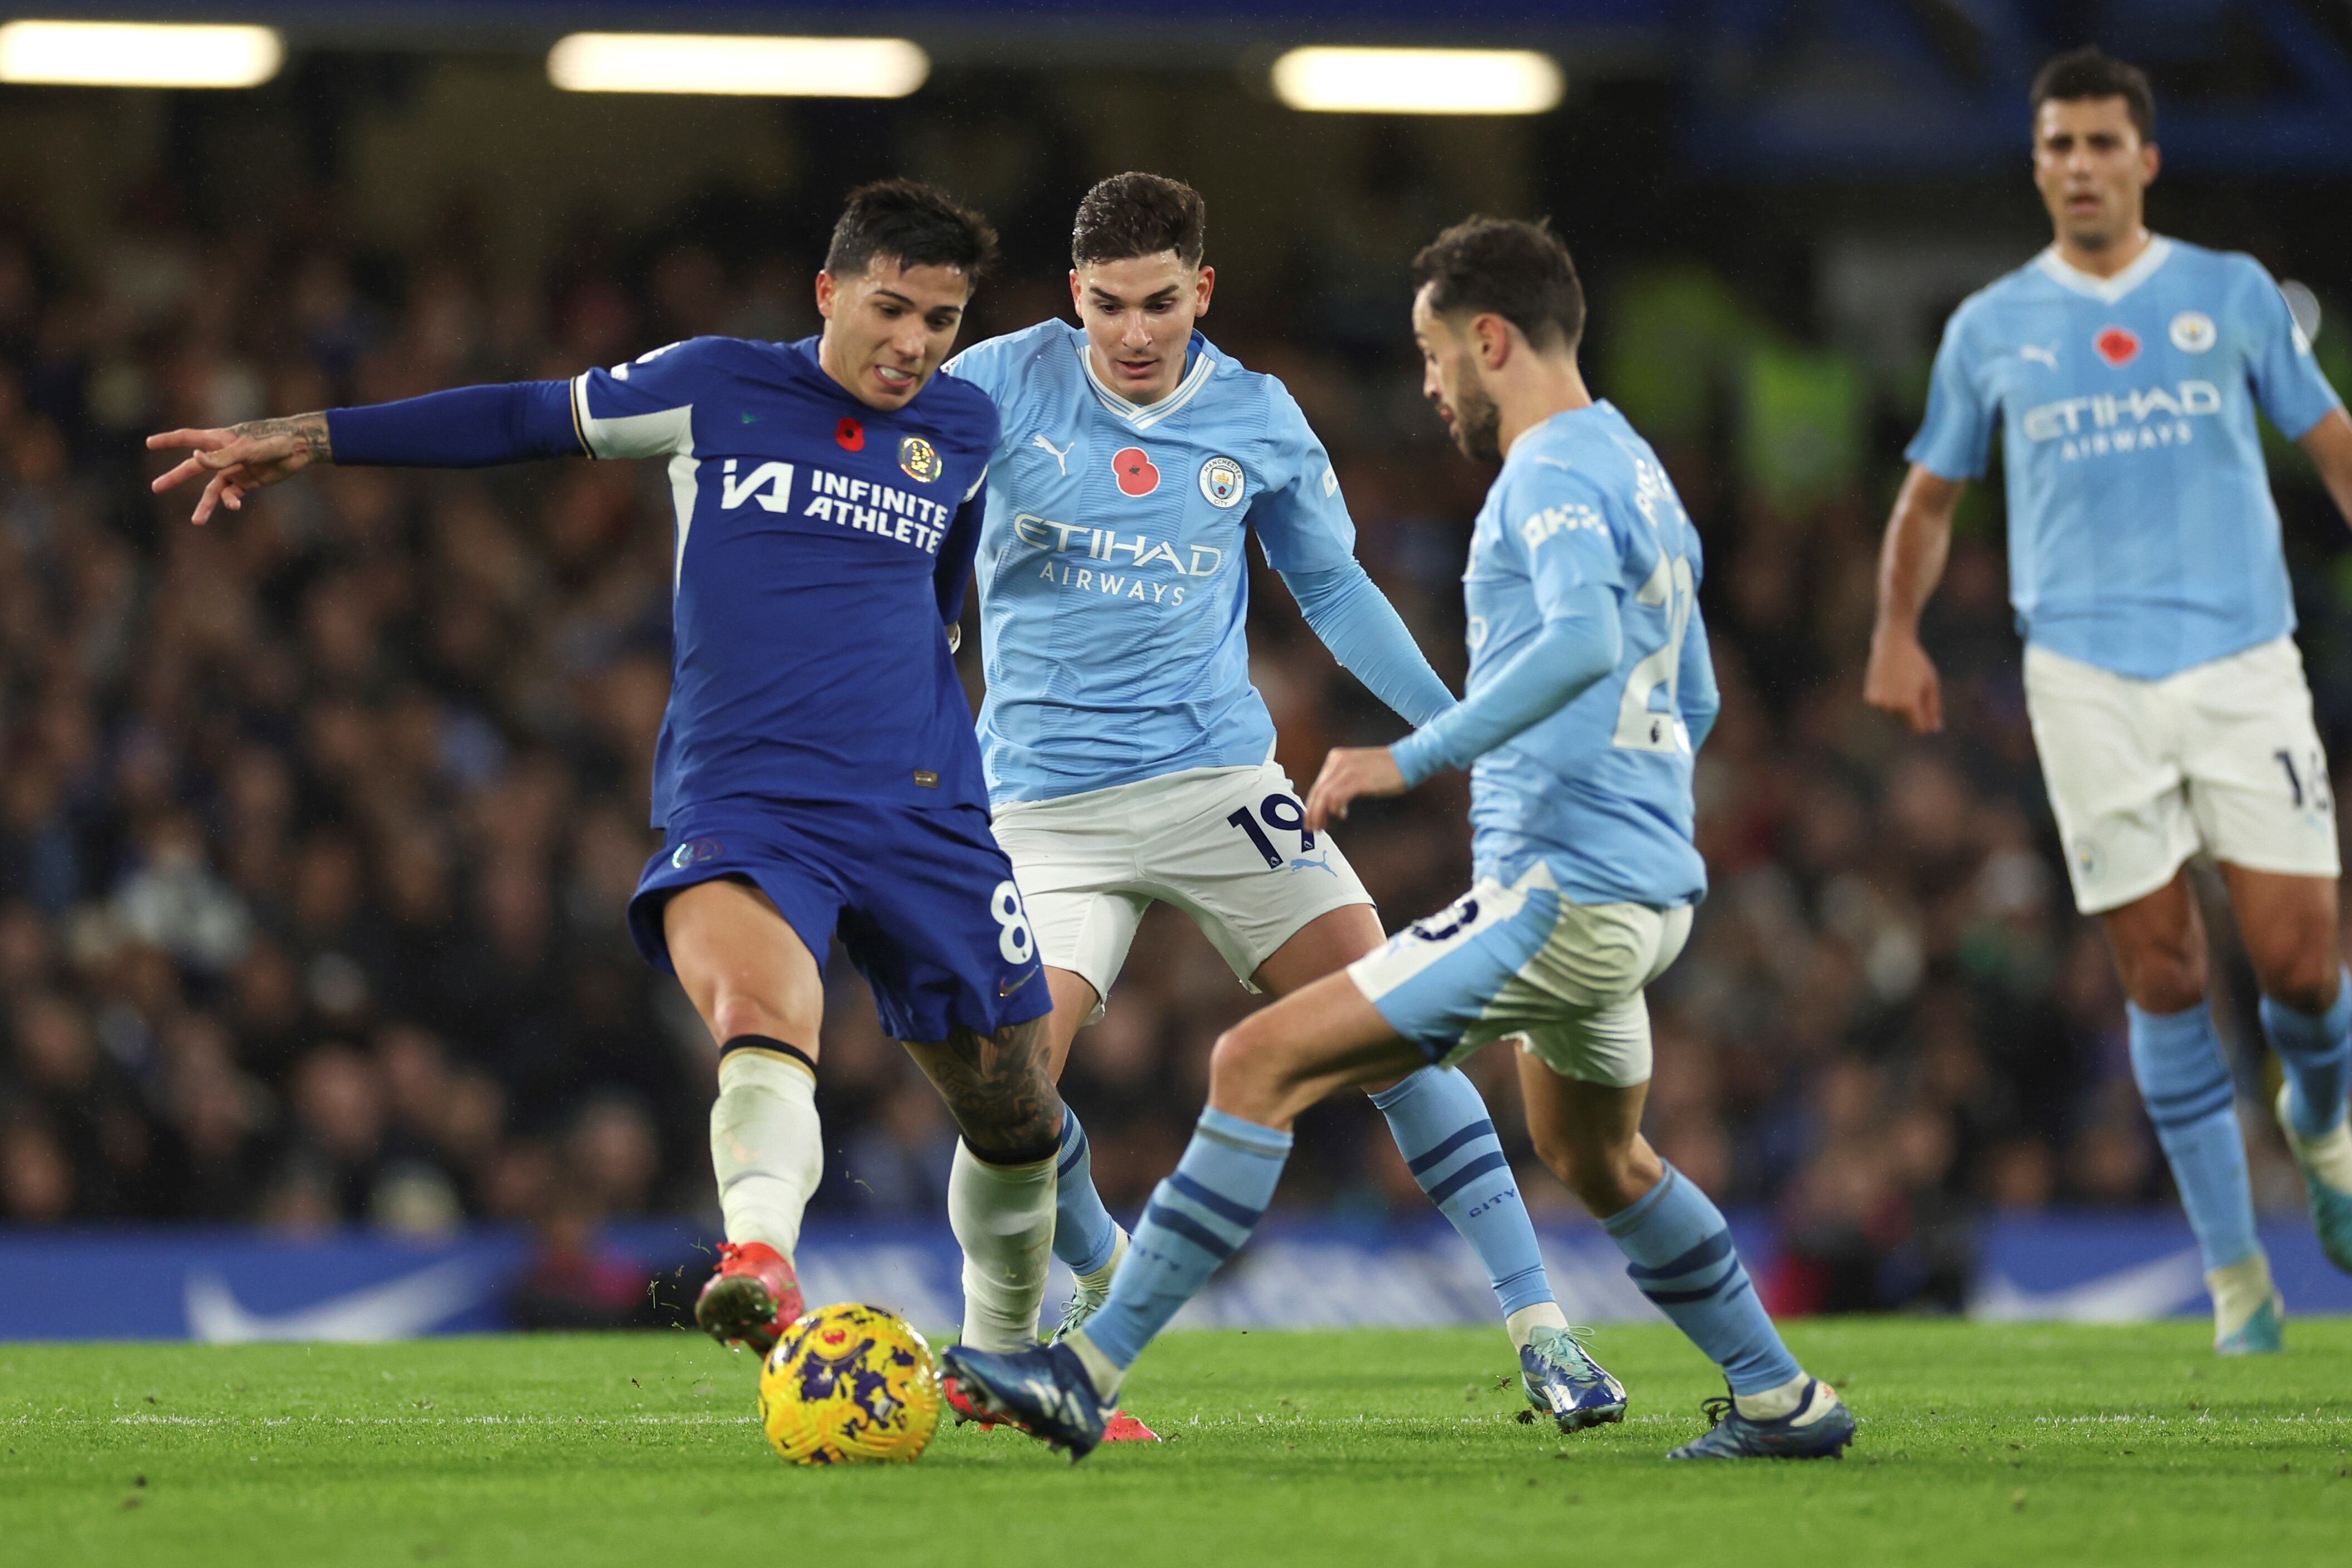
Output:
[898, 434, 943, 483]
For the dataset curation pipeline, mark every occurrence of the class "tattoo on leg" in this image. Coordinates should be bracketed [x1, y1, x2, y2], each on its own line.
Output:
[911, 1016, 1061, 1165]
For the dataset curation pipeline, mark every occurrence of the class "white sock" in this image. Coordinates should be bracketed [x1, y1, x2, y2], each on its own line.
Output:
[2208, 1251, 2276, 1339]
[949, 1140, 1057, 1352]
[1734, 1373, 1837, 1424]
[1505, 1301, 1569, 1351]
[2283, 1104, 2352, 1192]
[709, 1048, 822, 1260]
[1067, 1329, 1125, 1402]
[1074, 1224, 1130, 1300]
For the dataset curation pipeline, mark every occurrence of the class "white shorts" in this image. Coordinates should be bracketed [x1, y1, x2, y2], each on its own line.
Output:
[989, 760, 1374, 1023]
[1346, 864, 1693, 1087]
[2024, 636, 2340, 915]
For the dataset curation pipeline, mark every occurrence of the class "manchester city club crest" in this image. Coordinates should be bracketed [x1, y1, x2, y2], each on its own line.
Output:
[1198, 454, 1246, 508]
[898, 434, 943, 482]
[2169, 310, 2216, 353]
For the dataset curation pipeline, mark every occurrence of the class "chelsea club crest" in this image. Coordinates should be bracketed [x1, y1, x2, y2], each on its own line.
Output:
[1198, 454, 1245, 509]
[898, 434, 943, 482]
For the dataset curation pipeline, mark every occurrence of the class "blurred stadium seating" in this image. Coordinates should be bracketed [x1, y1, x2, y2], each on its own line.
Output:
[3, 1, 2352, 1329]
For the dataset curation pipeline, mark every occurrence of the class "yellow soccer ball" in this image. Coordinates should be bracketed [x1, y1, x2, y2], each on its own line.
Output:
[757, 1302, 943, 1466]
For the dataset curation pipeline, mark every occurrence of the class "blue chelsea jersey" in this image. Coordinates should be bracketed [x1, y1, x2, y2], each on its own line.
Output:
[941, 321, 1359, 803]
[1908, 236, 2343, 679]
[571, 335, 998, 826]
[1464, 403, 1709, 908]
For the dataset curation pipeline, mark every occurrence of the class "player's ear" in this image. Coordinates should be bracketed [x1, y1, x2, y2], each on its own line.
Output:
[1474, 312, 1512, 370]
[1194, 264, 1214, 317]
[1068, 269, 1083, 315]
[815, 270, 837, 321]
[2140, 140, 2160, 187]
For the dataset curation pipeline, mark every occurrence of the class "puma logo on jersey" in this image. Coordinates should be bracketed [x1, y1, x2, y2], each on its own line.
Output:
[2020, 342, 2060, 369]
[1031, 433, 1075, 476]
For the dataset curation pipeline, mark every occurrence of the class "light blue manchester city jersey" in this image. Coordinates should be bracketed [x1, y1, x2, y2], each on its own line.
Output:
[943, 321, 1359, 803]
[1460, 403, 1709, 908]
[1908, 236, 2342, 679]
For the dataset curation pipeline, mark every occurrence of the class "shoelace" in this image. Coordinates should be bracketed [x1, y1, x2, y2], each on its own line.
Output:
[1697, 1394, 1734, 1430]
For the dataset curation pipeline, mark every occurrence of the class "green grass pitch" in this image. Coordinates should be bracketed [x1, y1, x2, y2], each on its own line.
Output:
[5, 1320, 2349, 1566]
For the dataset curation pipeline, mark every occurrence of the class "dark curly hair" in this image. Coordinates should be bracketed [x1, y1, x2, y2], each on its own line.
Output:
[1071, 172, 1207, 269]
[824, 179, 999, 282]
[1409, 215, 1584, 352]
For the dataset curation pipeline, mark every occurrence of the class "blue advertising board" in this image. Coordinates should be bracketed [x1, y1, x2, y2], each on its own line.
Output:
[1, 1213, 2345, 1342]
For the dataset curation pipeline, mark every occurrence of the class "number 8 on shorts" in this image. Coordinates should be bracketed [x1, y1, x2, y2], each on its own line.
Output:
[990, 880, 1035, 966]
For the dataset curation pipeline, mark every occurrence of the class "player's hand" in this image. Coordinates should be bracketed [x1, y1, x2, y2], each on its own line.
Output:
[1863, 625, 1943, 733]
[1306, 746, 1409, 832]
[147, 412, 331, 524]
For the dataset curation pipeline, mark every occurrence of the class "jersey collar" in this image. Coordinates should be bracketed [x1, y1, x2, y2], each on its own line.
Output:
[1076, 331, 1216, 432]
[2034, 234, 2174, 303]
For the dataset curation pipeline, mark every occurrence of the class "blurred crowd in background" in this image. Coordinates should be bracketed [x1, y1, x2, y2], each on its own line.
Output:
[3, 141, 2350, 1316]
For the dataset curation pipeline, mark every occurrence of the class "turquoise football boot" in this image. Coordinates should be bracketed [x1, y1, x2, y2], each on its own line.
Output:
[1520, 1325, 1628, 1432]
[2214, 1291, 2285, 1356]
[1050, 1226, 1129, 1344]
[1665, 1380, 1856, 1461]
[2273, 1084, 2352, 1275]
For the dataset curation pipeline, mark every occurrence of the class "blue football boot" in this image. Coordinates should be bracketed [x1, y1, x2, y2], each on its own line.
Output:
[2274, 1084, 2352, 1275]
[1520, 1325, 1627, 1432]
[1665, 1380, 1856, 1461]
[939, 1340, 1113, 1462]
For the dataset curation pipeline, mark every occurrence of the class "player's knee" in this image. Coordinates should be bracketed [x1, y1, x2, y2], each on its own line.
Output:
[2114, 941, 2204, 1015]
[710, 992, 812, 1051]
[1533, 1131, 1644, 1217]
[2257, 944, 2341, 1017]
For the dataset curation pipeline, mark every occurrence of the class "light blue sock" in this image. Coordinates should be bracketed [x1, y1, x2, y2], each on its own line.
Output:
[2260, 967, 2352, 1139]
[1371, 1067, 1554, 1317]
[1602, 1164, 1801, 1395]
[2128, 1002, 2260, 1272]
[1083, 1108, 1291, 1369]
[1051, 1108, 1121, 1276]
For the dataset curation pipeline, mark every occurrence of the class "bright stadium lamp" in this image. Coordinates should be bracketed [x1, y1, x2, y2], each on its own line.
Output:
[547, 33, 929, 98]
[0, 19, 283, 89]
[1270, 47, 1564, 116]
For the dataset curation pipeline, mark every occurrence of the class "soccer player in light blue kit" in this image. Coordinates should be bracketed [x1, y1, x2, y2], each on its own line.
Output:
[1867, 50, 2352, 1353]
[939, 174, 1616, 1430]
[942, 216, 1854, 1462]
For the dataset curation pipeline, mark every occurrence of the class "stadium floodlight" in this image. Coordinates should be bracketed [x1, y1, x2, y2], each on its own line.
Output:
[0, 19, 283, 89]
[1270, 47, 1564, 115]
[547, 33, 929, 98]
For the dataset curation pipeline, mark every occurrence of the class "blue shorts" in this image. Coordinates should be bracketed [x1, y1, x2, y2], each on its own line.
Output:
[629, 797, 1049, 1044]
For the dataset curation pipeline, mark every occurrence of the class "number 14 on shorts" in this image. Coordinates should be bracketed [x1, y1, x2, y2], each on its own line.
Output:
[1227, 793, 1318, 869]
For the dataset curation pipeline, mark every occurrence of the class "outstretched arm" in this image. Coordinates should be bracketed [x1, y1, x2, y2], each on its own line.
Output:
[149, 380, 580, 523]
[1305, 584, 1623, 832]
[1281, 562, 1457, 727]
[1862, 463, 1965, 734]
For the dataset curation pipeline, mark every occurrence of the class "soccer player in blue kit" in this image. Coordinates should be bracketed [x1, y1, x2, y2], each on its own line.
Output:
[1866, 51, 2352, 1353]
[148, 182, 1064, 1357]
[941, 217, 1855, 1462]
[938, 175, 1618, 1431]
